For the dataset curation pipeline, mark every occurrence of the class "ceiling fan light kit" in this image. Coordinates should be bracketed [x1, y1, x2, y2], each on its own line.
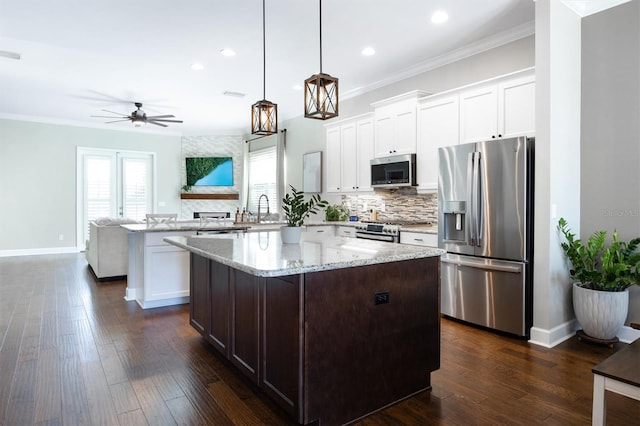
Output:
[251, 0, 278, 135]
[92, 101, 183, 128]
[304, 0, 338, 120]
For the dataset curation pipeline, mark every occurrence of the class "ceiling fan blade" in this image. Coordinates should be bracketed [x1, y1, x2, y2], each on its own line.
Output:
[91, 115, 123, 118]
[147, 121, 168, 127]
[105, 119, 132, 124]
[146, 114, 175, 119]
[101, 109, 129, 116]
[149, 119, 183, 123]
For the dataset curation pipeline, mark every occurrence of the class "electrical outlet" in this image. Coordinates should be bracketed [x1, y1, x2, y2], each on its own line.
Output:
[374, 291, 389, 305]
[380, 203, 386, 212]
[58, 234, 64, 241]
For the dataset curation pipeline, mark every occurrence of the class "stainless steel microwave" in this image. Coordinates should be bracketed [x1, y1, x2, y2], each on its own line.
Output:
[370, 153, 417, 188]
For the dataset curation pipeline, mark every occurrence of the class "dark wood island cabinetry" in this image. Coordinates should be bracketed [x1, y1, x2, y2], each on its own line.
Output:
[170, 232, 443, 425]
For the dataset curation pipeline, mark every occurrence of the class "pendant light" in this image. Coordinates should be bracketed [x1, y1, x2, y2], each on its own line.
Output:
[304, 0, 338, 120]
[251, 0, 277, 135]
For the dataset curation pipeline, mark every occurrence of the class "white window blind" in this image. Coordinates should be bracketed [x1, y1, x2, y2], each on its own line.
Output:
[122, 157, 150, 221]
[247, 146, 278, 214]
[86, 156, 114, 222]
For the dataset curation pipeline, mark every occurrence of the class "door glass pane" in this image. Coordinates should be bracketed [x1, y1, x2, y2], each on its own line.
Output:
[122, 157, 151, 221]
[85, 156, 115, 239]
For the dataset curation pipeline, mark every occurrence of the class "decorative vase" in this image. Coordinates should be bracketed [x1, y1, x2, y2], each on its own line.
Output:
[573, 282, 628, 340]
[280, 226, 302, 244]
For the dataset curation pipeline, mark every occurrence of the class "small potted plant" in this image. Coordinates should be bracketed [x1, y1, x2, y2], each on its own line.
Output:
[325, 203, 349, 222]
[558, 217, 640, 341]
[281, 185, 328, 243]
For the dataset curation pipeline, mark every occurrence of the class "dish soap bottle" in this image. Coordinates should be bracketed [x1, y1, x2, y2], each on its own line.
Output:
[235, 207, 240, 223]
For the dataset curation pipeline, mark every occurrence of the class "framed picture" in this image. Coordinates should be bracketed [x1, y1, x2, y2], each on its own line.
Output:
[303, 151, 322, 193]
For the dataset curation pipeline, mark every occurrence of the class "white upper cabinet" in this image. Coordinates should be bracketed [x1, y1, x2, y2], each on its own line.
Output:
[355, 117, 374, 192]
[498, 74, 536, 138]
[325, 113, 374, 193]
[416, 94, 460, 191]
[372, 91, 428, 158]
[325, 126, 342, 193]
[459, 70, 535, 143]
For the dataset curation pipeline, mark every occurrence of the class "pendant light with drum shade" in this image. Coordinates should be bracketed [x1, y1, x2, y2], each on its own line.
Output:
[304, 0, 338, 120]
[251, 0, 277, 135]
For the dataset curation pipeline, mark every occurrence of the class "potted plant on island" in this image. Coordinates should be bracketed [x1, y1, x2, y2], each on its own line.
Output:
[557, 217, 640, 343]
[281, 185, 328, 244]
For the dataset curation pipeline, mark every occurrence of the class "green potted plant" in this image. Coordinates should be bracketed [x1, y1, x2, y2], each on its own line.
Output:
[281, 185, 328, 243]
[557, 217, 640, 341]
[325, 203, 349, 222]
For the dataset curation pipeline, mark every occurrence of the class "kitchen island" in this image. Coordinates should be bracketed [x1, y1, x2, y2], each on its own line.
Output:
[165, 230, 444, 425]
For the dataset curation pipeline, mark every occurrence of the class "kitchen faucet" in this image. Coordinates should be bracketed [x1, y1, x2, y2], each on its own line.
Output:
[257, 194, 270, 223]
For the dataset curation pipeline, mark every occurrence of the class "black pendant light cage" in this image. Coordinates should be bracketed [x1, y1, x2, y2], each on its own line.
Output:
[251, 99, 278, 135]
[251, 0, 278, 135]
[304, 0, 339, 120]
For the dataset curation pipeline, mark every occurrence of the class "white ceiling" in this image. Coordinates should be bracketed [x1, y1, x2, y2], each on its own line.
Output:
[0, 1, 542, 136]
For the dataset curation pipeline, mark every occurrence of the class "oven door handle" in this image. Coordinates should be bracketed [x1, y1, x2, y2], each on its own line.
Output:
[355, 232, 396, 242]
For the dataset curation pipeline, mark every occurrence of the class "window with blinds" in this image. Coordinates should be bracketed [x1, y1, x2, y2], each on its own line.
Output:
[122, 157, 151, 221]
[247, 146, 278, 214]
[86, 156, 115, 222]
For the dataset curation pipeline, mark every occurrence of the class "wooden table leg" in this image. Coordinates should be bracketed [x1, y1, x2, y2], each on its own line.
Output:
[592, 374, 606, 426]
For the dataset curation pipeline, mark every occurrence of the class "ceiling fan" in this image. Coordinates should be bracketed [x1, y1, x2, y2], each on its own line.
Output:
[92, 102, 183, 127]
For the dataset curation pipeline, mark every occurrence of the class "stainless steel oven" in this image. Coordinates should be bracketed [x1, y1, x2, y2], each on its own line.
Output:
[355, 223, 400, 243]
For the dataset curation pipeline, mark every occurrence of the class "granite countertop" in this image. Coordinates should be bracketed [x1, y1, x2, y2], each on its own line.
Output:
[164, 230, 444, 277]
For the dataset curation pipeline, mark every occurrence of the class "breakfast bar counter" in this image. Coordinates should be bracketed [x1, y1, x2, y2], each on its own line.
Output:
[164, 231, 444, 425]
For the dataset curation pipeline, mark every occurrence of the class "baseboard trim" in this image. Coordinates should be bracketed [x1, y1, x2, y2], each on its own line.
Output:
[0, 246, 79, 257]
[530, 321, 640, 347]
[529, 319, 580, 348]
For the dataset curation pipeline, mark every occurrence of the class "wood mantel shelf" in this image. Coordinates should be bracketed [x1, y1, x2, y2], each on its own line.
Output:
[180, 193, 239, 200]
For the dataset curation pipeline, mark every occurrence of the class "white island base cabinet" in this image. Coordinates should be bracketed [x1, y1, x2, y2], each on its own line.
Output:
[125, 230, 193, 309]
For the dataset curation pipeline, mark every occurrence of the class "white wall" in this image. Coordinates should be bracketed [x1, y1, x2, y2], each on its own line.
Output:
[530, 0, 582, 347]
[581, 0, 640, 323]
[0, 119, 181, 255]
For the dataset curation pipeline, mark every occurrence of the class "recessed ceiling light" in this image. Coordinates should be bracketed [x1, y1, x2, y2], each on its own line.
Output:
[292, 85, 303, 91]
[191, 62, 204, 71]
[361, 47, 376, 56]
[220, 48, 236, 57]
[431, 10, 449, 24]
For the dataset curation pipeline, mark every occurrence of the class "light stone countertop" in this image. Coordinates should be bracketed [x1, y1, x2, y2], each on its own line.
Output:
[398, 224, 438, 234]
[164, 229, 444, 277]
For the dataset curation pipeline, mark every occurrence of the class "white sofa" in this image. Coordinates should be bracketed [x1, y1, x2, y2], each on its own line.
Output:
[86, 217, 139, 279]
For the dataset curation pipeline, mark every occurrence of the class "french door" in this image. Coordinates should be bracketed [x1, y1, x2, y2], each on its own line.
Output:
[77, 148, 155, 250]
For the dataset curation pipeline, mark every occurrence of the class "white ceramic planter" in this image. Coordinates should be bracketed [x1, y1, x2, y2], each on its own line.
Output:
[573, 282, 628, 340]
[280, 226, 302, 244]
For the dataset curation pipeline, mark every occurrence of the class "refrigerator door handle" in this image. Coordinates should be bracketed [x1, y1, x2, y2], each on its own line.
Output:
[466, 152, 476, 245]
[475, 152, 483, 247]
[441, 257, 522, 273]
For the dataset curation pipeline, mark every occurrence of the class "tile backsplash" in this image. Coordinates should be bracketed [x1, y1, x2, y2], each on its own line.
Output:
[340, 188, 438, 224]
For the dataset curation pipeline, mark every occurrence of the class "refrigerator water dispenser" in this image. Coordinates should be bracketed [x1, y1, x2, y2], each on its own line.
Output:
[442, 201, 466, 243]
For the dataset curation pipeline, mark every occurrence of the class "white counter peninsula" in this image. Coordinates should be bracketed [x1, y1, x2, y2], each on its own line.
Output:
[121, 220, 250, 309]
[164, 230, 445, 426]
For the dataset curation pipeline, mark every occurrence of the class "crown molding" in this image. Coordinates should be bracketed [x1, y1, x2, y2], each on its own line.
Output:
[342, 20, 535, 101]
[560, 0, 633, 17]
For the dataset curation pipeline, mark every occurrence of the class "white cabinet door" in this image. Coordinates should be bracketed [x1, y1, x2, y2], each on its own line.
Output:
[325, 127, 342, 193]
[416, 94, 459, 191]
[356, 117, 374, 191]
[374, 103, 417, 157]
[340, 123, 358, 192]
[374, 114, 395, 157]
[399, 231, 438, 247]
[498, 74, 535, 138]
[459, 85, 498, 143]
[336, 226, 356, 238]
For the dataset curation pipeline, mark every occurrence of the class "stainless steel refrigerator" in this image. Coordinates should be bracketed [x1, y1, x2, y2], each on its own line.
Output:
[437, 136, 534, 337]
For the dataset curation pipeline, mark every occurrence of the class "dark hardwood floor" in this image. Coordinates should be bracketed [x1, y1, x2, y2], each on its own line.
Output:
[0, 253, 638, 425]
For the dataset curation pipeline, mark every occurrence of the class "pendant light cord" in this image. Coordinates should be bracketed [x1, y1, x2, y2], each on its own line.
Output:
[262, 0, 266, 100]
[319, 0, 323, 74]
